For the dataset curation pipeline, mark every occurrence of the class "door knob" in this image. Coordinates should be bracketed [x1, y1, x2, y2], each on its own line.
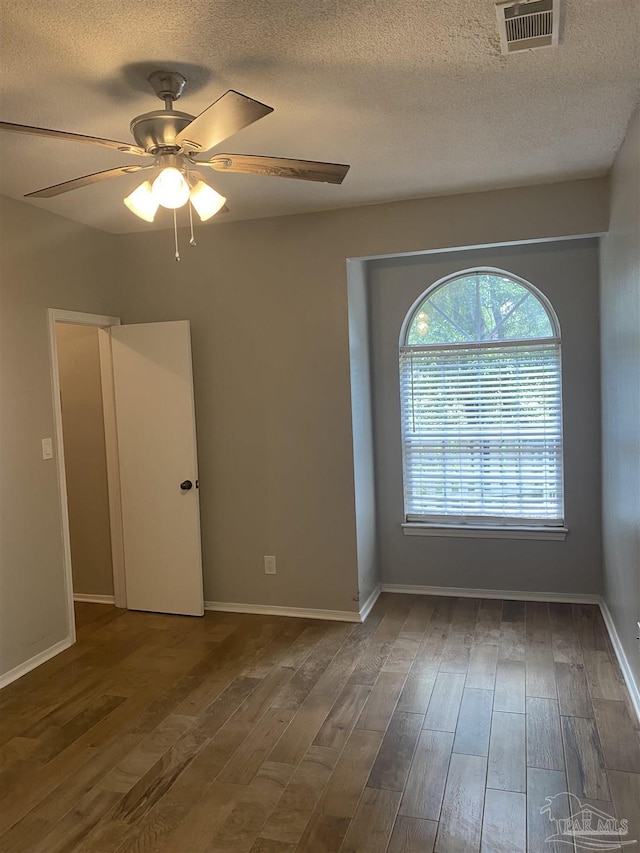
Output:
[180, 480, 193, 491]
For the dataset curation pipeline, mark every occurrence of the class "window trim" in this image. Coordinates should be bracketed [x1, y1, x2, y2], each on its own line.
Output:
[398, 267, 566, 535]
[400, 335, 561, 354]
[402, 523, 568, 541]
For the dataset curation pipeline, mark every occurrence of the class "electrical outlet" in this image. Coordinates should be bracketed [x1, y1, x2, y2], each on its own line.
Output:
[264, 555, 276, 575]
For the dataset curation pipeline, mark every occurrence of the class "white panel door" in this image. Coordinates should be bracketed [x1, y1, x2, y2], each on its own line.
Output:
[110, 321, 204, 616]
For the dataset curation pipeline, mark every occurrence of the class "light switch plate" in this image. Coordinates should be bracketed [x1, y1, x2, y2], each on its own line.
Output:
[41, 438, 53, 460]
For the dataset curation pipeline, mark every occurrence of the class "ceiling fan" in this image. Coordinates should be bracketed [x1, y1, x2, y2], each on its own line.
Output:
[0, 70, 350, 240]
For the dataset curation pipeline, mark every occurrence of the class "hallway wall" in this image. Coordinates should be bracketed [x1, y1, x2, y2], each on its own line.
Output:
[56, 323, 113, 598]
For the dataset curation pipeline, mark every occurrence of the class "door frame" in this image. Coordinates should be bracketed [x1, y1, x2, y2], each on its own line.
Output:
[48, 308, 125, 643]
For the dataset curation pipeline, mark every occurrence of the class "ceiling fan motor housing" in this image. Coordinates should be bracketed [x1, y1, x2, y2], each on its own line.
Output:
[147, 70, 187, 102]
[130, 110, 195, 154]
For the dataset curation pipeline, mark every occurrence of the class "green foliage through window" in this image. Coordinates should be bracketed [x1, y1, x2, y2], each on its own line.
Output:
[406, 272, 555, 345]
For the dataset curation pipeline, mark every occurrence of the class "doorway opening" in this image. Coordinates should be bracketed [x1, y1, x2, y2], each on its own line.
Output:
[49, 310, 204, 645]
[48, 309, 126, 642]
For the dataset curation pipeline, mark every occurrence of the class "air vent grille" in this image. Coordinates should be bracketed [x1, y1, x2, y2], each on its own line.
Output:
[496, 0, 560, 54]
[505, 10, 553, 42]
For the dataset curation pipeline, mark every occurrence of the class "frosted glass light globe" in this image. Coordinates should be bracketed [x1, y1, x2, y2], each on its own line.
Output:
[152, 167, 190, 209]
[189, 181, 226, 221]
[123, 181, 159, 221]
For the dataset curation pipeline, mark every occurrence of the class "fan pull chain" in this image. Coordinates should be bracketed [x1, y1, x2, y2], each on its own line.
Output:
[173, 208, 180, 261]
[189, 201, 197, 247]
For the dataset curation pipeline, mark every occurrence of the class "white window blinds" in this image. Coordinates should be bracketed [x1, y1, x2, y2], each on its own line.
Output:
[399, 339, 564, 525]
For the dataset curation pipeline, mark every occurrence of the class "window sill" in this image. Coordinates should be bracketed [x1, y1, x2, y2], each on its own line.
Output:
[401, 523, 568, 541]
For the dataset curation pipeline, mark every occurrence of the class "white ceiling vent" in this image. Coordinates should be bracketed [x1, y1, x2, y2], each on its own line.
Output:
[496, 0, 560, 54]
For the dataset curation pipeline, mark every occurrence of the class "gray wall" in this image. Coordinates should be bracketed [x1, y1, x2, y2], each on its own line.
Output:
[368, 240, 602, 594]
[56, 323, 113, 598]
[0, 196, 120, 679]
[600, 106, 640, 691]
[117, 180, 607, 614]
[0, 176, 608, 682]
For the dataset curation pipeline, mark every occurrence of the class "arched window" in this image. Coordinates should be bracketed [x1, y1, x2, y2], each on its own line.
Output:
[399, 269, 564, 528]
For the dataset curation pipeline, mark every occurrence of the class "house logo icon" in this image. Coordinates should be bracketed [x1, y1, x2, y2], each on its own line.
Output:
[541, 792, 636, 849]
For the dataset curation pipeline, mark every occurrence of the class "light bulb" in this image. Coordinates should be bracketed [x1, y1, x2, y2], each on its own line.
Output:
[123, 181, 159, 222]
[152, 167, 190, 209]
[189, 181, 226, 221]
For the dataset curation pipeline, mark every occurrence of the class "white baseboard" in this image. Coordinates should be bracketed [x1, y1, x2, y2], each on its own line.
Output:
[73, 594, 116, 605]
[380, 583, 600, 605]
[598, 599, 640, 723]
[359, 585, 381, 621]
[0, 636, 74, 691]
[204, 601, 361, 623]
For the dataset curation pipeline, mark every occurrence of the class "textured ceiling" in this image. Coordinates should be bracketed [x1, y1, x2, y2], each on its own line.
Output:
[0, 0, 638, 233]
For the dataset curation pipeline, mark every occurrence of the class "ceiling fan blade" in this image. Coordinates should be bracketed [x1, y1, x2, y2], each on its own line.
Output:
[176, 91, 273, 153]
[25, 165, 153, 198]
[202, 154, 350, 184]
[0, 121, 148, 156]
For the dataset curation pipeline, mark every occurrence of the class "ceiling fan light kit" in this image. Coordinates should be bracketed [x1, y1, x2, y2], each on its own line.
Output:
[0, 69, 351, 259]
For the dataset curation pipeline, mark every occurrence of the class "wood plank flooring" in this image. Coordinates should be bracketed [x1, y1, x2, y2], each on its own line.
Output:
[0, 594, 639, 852]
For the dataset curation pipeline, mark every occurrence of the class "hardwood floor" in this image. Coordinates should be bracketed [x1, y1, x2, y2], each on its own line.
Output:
[0, 594, 638, 852]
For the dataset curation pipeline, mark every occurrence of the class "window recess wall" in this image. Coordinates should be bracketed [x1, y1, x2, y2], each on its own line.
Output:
[367, 239, 602, 595]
